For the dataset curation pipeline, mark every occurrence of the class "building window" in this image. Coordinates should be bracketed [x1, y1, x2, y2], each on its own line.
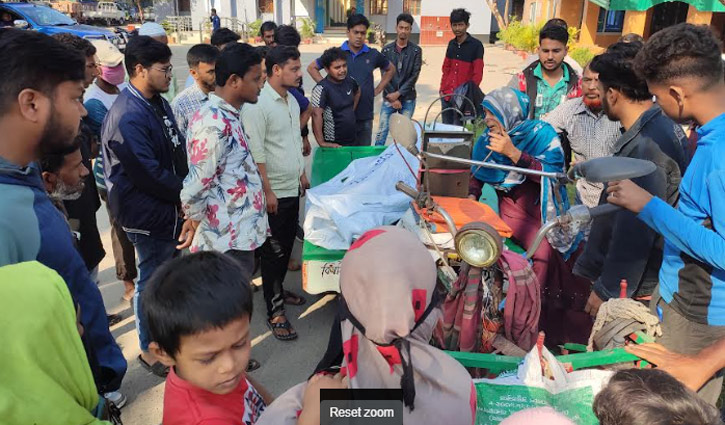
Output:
[371, 0, 387, 15]
[258, 0, 273, 13]
[597, 9, 625, 32]
[403, 0, 421, 15]
[529, 2, 537, 23]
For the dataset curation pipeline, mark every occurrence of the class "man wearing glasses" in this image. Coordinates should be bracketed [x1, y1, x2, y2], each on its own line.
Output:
[102, 36, 192, 377]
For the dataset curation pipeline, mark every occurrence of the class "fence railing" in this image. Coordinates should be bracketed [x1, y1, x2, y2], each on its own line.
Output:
[197, 17, 250, 43]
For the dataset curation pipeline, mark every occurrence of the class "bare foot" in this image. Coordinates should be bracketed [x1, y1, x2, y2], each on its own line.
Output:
[287, 259, 301, 271]
[122, 280, 135, 301]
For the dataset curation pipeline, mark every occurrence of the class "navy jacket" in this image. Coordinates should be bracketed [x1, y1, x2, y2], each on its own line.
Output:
[101, 84, 186, 240]
[0, 158, 127, 392]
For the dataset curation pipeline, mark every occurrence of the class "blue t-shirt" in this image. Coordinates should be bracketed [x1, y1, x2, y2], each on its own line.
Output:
[639, 113, 725, 325]
[316, 41, 389, 122]
[211, 15, 220, 32]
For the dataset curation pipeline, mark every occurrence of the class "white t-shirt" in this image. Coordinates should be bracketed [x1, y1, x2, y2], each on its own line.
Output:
[84, 81, 129, 110]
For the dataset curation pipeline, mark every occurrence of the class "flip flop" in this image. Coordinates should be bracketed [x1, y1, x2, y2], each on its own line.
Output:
[283, 290, 306, 306]
[246, 359, 261, 372]
[137, 354, 169, 378]
[107, 314, 123, 326]
[267, 317, 298, 341]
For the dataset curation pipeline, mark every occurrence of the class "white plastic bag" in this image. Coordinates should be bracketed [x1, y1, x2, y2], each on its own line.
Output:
[474, 346, 612, 425]
[303, 144, 420, 250]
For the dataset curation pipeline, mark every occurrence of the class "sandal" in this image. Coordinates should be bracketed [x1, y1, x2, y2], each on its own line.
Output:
[283, 290, 306, 306]
[266, 317, 298, 341]
[246, 359, 261, 372]
[107, 314, 123, 326]
[138, 354, 169, 378]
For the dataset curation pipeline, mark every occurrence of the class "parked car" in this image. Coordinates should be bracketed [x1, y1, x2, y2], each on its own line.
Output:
[85, 1, 125, 25]
[0, 3, 126, 51]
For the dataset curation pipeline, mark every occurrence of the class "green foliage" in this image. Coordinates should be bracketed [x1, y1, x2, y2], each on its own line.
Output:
[247, 18, 262, 37]
[160, 19, 172, 34]
[300, 17, 315, 39]
[570, 46, 596, 67]
[498, 19, 580, 52]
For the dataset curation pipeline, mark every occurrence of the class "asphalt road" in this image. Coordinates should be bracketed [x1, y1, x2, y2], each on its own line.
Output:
[96, 42, 523, 424]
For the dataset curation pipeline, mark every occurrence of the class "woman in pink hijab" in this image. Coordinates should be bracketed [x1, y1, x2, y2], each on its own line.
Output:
[258, 226, 478, 425]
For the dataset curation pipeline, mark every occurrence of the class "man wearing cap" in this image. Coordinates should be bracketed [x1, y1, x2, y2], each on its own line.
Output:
[85, 39, 137, 304]
[138, 22, 177, 101]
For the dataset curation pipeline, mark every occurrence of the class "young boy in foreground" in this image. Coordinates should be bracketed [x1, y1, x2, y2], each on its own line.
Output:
[310, 47, 360, 148]
[144, 252, 273, 424]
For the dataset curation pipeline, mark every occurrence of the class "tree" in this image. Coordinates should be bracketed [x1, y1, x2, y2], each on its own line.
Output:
[486, 0, 510, 30]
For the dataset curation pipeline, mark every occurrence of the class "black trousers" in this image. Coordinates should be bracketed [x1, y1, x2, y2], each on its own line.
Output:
[225, 249, 255, 284]
[259, 196, 299, 318]
[442, 98, 462, 126]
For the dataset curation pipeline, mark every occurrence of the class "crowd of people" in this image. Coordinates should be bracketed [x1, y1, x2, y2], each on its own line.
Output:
[1, 5, 725, 425]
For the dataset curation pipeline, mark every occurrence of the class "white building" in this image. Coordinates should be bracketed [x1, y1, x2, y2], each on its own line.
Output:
[190, 0, 493, 43]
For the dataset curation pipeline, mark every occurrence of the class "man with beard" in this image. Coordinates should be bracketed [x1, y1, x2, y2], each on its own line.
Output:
[0, 29, 127, 402]
[242, 46, 309, 341]
[102, 35, 192, 377]
[544, 63, 622, 207]
[41, 132, 89, 210]
[573, 42, 688, 319]
[511, 24, 581, 120]
[172, 43, 220, 134]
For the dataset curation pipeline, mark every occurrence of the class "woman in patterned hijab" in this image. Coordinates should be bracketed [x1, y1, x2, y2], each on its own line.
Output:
[469, 86, 591, 346]
[257, 226, 477, 425]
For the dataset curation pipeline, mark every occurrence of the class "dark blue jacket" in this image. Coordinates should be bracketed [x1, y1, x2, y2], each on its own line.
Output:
[101, 84, 185, 240]
[0, 157, 127, 392]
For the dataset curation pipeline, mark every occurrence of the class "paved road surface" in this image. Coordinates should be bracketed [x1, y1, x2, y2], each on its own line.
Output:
[97, 42, 524, 424]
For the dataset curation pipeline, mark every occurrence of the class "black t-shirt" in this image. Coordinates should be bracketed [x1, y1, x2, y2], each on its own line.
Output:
[311, 76, 359, 146]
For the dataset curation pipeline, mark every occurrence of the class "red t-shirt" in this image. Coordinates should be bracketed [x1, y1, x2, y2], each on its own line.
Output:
[163, 367, 267, 425]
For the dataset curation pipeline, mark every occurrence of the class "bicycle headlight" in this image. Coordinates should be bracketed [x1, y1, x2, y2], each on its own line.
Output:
[454, 222, 503, 268]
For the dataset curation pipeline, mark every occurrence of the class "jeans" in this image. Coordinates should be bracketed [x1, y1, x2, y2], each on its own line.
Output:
[354, 119, 373, 146]
[259, 196, 299, 318]
[375, 100, 416, 146]
[442, 98, 462, 126]
[125, 232, 179, 351]
[225, 249, 255, 284]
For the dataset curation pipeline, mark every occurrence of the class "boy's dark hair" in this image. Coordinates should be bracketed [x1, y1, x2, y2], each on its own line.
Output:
[593, 369, 722, 425]
[0, 30, 85, 115]
[211, 7, 216, 13]
[539, 24, 569, 44]
[265, 45, 300, 75]
[215, 42, 261, 86]
[543, 18, 568, 30]
[124, 35, 171, 77]
[260, 20, 277, 36]
[210, 27, 240, 48]
[591, 42, 651, 101]
[347, 13, 370, 30]
[186, 43, 219, 68]
[274, 24, 301, 47]
[620, 32, 644, 43]
[450, 8, 471, 25]
[143, 251, 254, 357]
[52, 32, 97, 58]
[256, 45, 269, 59]
[40, 131, 83, 174]
[320, 46, 347, 69]
[635, 23, 724, 90]
[396, 13, 414, 26]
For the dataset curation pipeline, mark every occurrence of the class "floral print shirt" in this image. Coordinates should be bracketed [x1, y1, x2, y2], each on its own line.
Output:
[181, 93, 269, 253]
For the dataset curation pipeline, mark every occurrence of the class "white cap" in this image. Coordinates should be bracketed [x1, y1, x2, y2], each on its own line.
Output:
[138, 22, 166, 37]
[91, 39, 124, 67]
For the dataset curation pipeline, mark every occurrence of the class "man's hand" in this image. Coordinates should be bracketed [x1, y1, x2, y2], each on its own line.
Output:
[625, 343, 709, 391]
[487, 131, 521, 162]
[391, 100, 403, 110]
[266, 190, 278, 215]
[298, 373, 349, 425]
[387, 91, 401, 102]
[302, 136, 312, 157]
[176, 219, 199, 249]
[606, 179, 654, 214]
[300, 173, 310, 197]
[584, 291, 604, 317]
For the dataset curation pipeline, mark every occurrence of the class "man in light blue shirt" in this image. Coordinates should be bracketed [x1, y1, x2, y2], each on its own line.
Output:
[607, 23, 725, 405]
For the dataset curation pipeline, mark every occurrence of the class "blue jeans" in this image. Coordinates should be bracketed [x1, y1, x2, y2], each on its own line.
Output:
[375, 99, 416, 146]
[126, 232, 178, 351]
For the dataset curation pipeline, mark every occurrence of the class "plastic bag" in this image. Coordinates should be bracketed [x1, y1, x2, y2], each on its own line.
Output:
[303, 144, 420, 250]
[474, 346, 612, 425]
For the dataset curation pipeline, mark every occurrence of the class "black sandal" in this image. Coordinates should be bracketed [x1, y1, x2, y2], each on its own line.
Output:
[283, 290, 307, 306]
[138, 354, 169, 378]
[266, 317, 298, 341]
[107, 314, 123, 326]
[246, 359, 261, 372]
